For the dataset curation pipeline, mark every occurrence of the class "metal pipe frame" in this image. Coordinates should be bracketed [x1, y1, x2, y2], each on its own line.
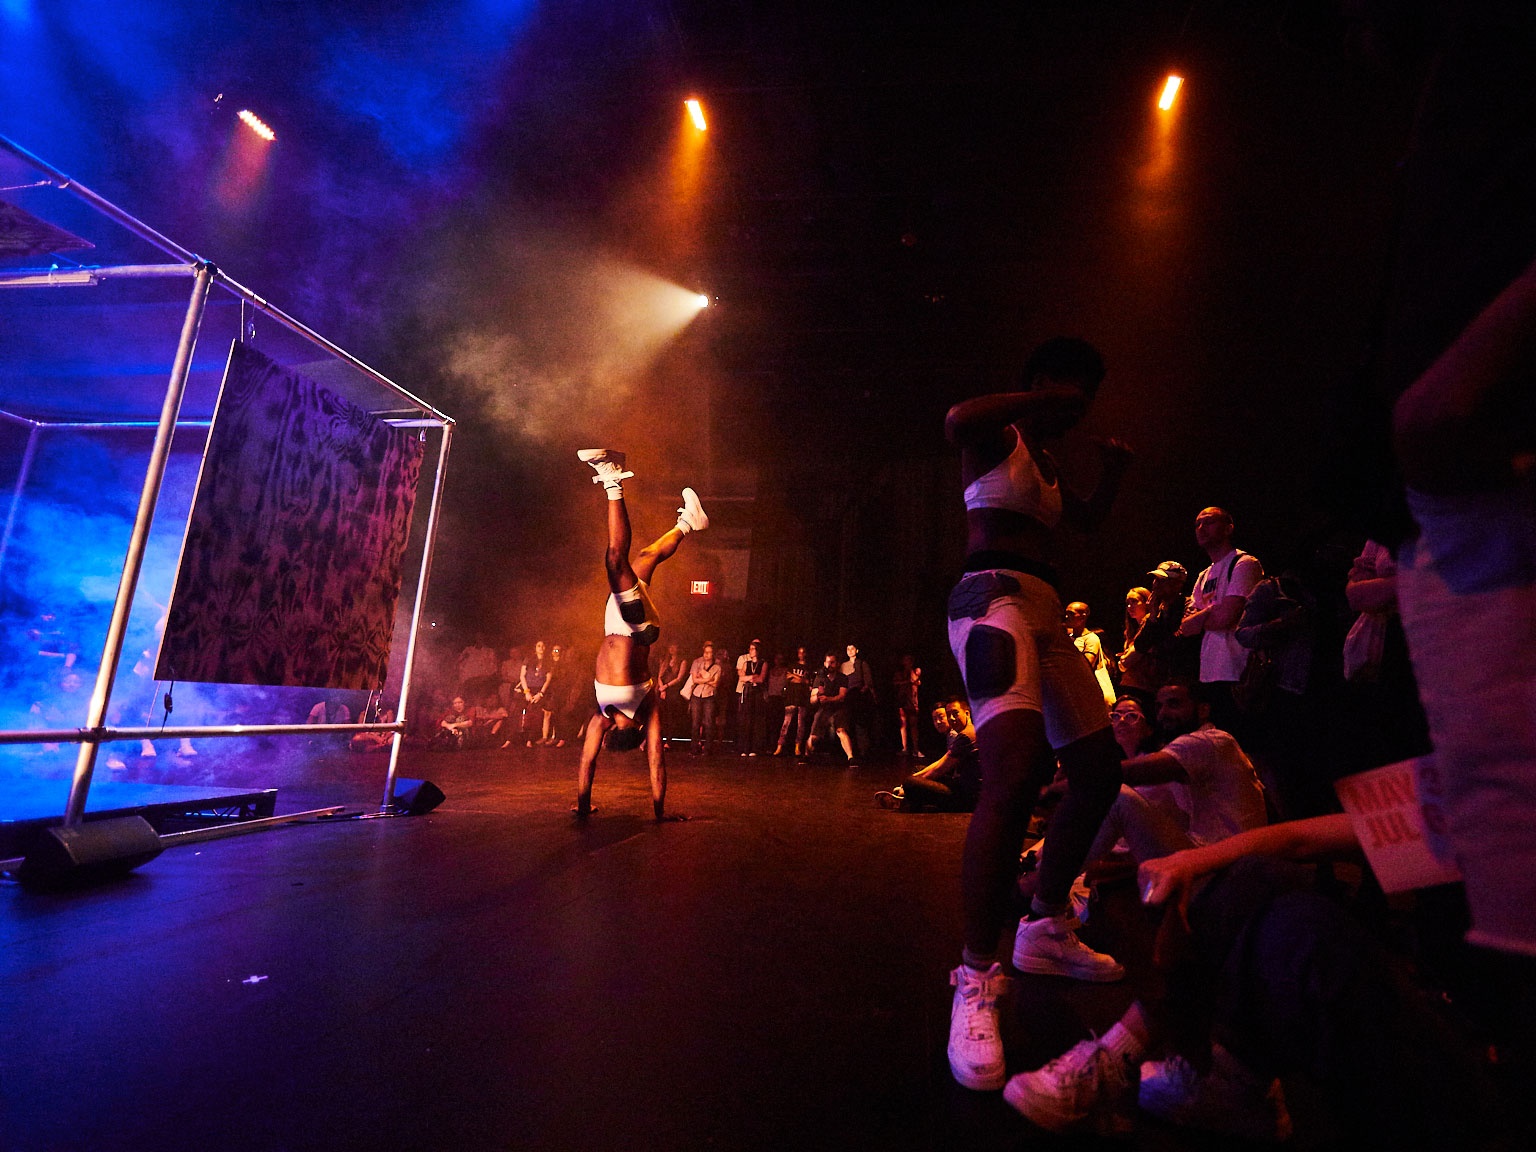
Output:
[381, 422, 453, 812]
[0, 134, 454, 828]
[62, 264, 213, 826]
[0, 722, 405, 746]
[0, 264, 199, 288]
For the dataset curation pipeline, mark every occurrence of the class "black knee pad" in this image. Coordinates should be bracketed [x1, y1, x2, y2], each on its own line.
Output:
[964, 625, 1016, 700]
[635, 623, 660, 646]
[619, 598, 648, 625]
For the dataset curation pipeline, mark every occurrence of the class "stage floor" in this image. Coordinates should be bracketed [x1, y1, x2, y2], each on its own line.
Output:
[3, 744, 1338, 1150]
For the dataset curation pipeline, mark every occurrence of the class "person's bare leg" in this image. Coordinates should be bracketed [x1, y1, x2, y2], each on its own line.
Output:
[575, 713, 606, 817]
[646, 708, 667, 820]
[605, 497, 638, 594]
[837, 726, 856, 762]
[633, 487, 707, 584]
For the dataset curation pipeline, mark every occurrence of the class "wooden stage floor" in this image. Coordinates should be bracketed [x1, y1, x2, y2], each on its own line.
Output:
[3, 743, 1337, 1151]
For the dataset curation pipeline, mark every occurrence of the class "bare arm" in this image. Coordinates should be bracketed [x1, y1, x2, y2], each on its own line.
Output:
[913, 749, 952, 780]
[1395, 253, 1536, 493]
[1118, 749, 1190, 788]
[1138, 813, 1359, 913]
[944, 386, 1087, 446]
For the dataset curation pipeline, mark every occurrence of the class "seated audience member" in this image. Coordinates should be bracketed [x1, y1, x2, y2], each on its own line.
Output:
[305, 697, 352, 724]
[469, 694, 508, 749]
[350, 707, 397, 753]
[877, 697, 980, 812]
[1005, 815, 1505, 1149]
[1062, 680, 1267, 923]
[431, 695, 472, 751]
[805, 650, 855, 764]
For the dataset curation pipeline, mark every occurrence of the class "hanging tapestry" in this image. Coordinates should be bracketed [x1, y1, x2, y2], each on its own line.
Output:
[157, 341, 424, 688]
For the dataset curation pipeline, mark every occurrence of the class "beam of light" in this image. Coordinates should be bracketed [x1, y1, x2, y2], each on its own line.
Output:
[684, 98, 706, 132]
[237, 109, 276, 141]
[1158, 74, 1183, 112]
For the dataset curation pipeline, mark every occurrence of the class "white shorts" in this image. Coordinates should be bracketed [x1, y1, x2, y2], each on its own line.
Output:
[594, 679, 655, 723]
[946, 568, 1110, 747]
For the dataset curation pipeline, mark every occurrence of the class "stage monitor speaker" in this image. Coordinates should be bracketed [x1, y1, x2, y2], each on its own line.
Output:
[390, 778, 445, 816]
[19, 816, 164, 888]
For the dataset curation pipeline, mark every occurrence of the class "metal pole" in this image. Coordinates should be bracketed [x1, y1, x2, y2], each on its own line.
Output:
[381, 423, 453, 812]
[0, 422, 39, 579]
[63, 263, 214, 826]
[0, 135, 202, 266]
[211, 269, 452, 424]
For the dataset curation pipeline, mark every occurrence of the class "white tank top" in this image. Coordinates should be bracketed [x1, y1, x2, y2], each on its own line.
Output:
[962, 425, 1061, 528]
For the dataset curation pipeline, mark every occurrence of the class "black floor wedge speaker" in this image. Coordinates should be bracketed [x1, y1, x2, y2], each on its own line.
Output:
[19, 815, 164, 888]
[389, 778, 446, 816]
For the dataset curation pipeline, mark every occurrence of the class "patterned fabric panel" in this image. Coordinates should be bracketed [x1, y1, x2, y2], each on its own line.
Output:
[157, 341, 424, 688]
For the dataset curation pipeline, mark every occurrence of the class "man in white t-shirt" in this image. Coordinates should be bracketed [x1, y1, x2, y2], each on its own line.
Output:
[1079, 679, 1267, 872]
[1177, 506, 1263, 731]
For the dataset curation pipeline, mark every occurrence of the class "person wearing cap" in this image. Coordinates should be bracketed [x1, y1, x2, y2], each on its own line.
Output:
[1121, 561, 1191, 694]
[735, 639, 769, 756]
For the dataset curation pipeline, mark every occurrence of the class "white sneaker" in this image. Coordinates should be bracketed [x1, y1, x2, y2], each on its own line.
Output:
[1003, 1036, 1135, 1135]
[948, 962, 1011, 1091]
[1138, 1044, 1293, 1143]
[1069, 873, 1093, 925]
[676, 486, 708, 533]
[577, 448, 634, 485]
[1012, 914, 1125, 982]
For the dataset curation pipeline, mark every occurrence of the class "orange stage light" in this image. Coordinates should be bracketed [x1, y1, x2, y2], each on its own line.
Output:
[684, 98, 707, 132]
[1158, 75, 1183, 111]
[237, 109, 276, 141]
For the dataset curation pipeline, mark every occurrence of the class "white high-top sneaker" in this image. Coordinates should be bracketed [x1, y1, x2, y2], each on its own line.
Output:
[948, 962, 1011, 1091]
[1012, 914, 1125, 982]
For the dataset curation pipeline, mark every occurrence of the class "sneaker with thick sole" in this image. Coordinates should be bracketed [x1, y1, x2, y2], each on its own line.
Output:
[677, 486, 709, 532]
[1004, 1036, 1136, 1135]
[874, 790, 902, 810]
[577, 448, 635, 485]
[1012, 914, 1125, 982]
[1138, 1045, 1293, 1143]
[948, 963, 1011, 1091]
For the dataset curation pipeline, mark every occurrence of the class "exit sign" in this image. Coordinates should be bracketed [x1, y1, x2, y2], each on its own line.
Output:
[690, 580, 712, 596]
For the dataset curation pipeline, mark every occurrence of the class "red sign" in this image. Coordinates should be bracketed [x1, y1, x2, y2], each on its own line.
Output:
[690, 580, 712, 596]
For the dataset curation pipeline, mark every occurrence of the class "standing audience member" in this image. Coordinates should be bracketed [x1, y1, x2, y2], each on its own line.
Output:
[764, 653, 788, 748]
[735, 640, 768, 756]
[775, 646, 814, 756]
[840, 642, 876, 757]
[892, 654, 925, 759]
[1111, 586, 1152, 686]
[687, 641, 721, 755]
[1065, 601, 1116, 706]
[1121, 561, 1191, 694]
[657, 642, 690, 746]
[806, 650, 854, 764]
[941, 336, 1132, 1091]
[518, 640, 554, 746]
[1340, 539, 1432, 770]
[1177, 508, 1263, 734]
[1235, 567, 1325, 818]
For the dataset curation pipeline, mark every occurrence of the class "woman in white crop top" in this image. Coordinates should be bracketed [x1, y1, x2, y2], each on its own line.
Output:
[938, 338, 1137, 1093]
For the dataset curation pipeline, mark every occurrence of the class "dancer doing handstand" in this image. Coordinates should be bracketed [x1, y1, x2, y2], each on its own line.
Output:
[942, 337, 1134, 1094]
[574, 449, 708, 821]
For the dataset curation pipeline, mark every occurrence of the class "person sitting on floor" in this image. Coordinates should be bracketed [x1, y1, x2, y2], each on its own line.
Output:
[877, 697, 981, 812]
